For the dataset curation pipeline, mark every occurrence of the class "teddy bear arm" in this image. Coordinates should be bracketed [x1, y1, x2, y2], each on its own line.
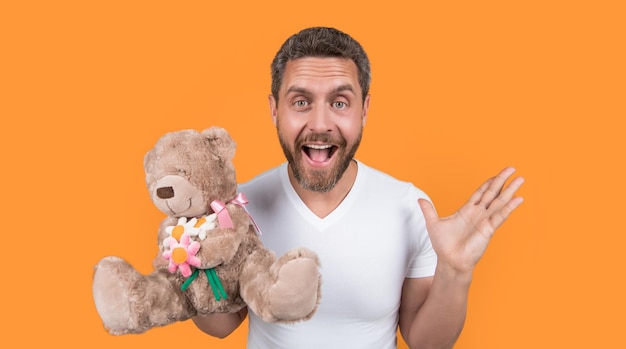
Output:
[194, 207, 251, 268]
[240, 247, 322, 323]
[196, 227, 246, 268]
[238, 247, 276, 320]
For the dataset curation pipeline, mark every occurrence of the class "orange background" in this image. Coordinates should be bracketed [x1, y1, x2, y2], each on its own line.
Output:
[1, 1, 624, 348]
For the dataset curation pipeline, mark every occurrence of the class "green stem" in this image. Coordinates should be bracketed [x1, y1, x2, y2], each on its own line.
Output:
[205, 268, 228, 300]
[181, 269, 200, 291]
[180, 268, 228, 301]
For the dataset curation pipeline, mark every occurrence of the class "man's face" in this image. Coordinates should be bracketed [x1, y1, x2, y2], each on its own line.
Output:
[270, 57, 370, 192]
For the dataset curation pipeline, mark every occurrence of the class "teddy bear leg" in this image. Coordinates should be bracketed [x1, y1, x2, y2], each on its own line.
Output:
[92, 256, 195, 335]
[241, 248, 321, 323]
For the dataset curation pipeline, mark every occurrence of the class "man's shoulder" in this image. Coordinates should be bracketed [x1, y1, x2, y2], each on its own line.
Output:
[245, 164, 283, 182]
[357, 160, 429, 200]
[238, 163, 286, 201]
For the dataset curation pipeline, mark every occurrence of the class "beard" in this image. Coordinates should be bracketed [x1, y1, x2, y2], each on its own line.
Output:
[278, 127, 362, 193]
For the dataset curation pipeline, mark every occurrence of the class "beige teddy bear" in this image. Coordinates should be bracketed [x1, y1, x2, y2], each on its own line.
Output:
[92, 126, 321, 335]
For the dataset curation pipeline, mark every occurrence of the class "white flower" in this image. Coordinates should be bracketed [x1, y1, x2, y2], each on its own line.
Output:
[163, 214, 217, 248]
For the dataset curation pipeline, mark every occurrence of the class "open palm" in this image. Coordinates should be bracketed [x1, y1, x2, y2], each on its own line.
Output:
[418, 167, 525, 273]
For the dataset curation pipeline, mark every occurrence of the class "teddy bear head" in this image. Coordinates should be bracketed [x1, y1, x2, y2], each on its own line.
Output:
[143, 127, 238, 219]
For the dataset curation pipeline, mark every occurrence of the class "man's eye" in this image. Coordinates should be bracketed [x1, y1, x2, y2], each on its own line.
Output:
[294, 100, 308, 108]
[333, 101, 347, 109]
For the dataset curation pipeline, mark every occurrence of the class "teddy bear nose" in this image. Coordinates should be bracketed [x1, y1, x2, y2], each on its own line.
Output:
[156, 186, 175, 199]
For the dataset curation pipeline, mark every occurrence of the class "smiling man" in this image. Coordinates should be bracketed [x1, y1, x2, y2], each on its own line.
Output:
[191, 27, 524, 349]
[273, 55, 367, 218]
[276, 63, 363, 194]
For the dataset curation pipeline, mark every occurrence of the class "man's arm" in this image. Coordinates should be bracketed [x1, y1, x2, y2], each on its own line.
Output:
[192, 307, 248, 338]
[399, 271, 469, 349]
[400, 167, 524, 349]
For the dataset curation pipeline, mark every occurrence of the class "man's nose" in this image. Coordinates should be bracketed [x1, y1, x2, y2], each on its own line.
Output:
[308, 105, 333, 132]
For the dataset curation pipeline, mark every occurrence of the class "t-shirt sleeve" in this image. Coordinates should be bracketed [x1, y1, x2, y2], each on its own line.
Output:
[406, 187, 438, 278]
[407, 233, 437, 278]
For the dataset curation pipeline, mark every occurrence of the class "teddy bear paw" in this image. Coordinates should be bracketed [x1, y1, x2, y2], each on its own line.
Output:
[92, 256, 139, 335]
[267, 249, 321, 322]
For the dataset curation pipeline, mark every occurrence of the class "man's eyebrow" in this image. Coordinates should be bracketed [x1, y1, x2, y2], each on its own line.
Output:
[284, 84, 356, 96]
[285, 86, 310, 95]
[333, 84, 355, 94]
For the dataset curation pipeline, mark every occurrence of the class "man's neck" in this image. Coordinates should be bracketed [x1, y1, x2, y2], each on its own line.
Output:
[288, 160, 358, 219]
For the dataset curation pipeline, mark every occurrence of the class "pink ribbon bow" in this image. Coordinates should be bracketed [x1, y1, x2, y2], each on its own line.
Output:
[210, 193, 262, 235]
[210, 199, 234, 229]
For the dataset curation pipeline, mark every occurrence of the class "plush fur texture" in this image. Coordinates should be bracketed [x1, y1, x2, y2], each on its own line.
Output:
[92, 127, 321, 335]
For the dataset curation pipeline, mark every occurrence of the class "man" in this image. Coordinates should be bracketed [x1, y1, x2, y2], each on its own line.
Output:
[192, 27, 524, 349]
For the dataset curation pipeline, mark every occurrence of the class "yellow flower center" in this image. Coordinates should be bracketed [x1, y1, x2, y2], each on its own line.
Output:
[172, 247, 188, 264]
[171, 225, 185, 241]
[195, 217, 206, 228]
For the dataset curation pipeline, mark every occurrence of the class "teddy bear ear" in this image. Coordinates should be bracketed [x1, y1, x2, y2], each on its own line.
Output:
[201, 126, 236, 160]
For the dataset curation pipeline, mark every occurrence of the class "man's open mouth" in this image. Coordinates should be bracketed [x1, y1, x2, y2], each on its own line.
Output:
[303, 144, 338, 163]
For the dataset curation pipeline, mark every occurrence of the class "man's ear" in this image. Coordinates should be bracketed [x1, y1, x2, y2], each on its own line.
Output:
[362, 94, 370, 127]
[268, 94, 278, 126]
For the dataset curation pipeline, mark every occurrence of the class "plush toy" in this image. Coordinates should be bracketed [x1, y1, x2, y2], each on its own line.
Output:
[92, 126, 321, 335]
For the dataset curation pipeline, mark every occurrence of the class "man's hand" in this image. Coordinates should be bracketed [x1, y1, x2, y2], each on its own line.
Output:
[418, 167, 524, 273]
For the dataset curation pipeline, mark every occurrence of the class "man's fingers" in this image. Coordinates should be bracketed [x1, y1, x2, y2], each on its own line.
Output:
[489, 196, 524, 229]
[479, 167, 516, 208]
[468, 178, 494, 205]
[487, 176, 525, 211]
[418, 198, 438, 225]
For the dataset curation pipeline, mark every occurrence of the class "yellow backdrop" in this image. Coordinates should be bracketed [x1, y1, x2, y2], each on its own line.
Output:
[2, 1, 624, 348]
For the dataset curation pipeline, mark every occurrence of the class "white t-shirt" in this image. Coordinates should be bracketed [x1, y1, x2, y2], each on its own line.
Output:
[239, 161, 437, 349]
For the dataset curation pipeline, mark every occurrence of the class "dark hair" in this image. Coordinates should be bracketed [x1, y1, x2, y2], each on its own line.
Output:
[270, 27, 371, 103]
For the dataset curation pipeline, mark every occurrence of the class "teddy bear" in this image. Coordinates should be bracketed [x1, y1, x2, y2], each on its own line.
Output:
[92, 126, 321, 335]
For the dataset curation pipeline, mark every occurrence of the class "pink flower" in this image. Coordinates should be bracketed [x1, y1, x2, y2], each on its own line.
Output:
[162, 233, 201, 277]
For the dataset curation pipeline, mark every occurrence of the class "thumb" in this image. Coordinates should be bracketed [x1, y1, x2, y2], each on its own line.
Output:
[418, 198, 438, 224]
